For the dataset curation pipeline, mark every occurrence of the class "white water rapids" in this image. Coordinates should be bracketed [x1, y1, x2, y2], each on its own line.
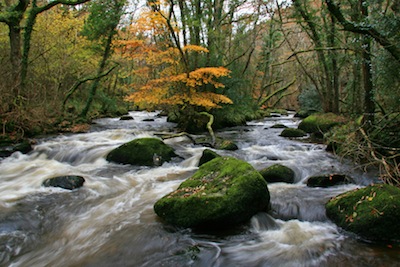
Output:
[0, 111, 398, 267]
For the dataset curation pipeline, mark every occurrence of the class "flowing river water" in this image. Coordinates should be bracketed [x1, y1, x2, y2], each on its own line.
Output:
[0, 111, 399, 267]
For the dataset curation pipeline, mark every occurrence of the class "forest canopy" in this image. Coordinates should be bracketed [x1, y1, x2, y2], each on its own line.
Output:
[1, 1, 399, 176]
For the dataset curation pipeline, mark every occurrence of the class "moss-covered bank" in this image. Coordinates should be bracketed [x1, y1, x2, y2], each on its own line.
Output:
[326, 184, 400, 242]
[298, 113, 347, 134]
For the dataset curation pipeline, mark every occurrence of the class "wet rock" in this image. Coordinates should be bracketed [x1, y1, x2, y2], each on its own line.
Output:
[142, 118, 155, 122]
[216, 139, 238, 151]
[42, 175, 85, 190]
[280, 128, 306, 138]
[119, 115, 134, 120]
[298, 113, 347, 134]
[259, 164, 295, 183]
[154, 157, 270, 228]
[326, 184, 400, 242]
[198, 149, 221, 167]
[194, 137, 239, 151]
[0, 140, 33, 158]
[270, 124, 288, 129]
[106, 138, 176, 166]
[306, 174, 352, 187]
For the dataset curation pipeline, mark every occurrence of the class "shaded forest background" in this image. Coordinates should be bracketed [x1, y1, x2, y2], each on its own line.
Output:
[1, 0, 400, 180]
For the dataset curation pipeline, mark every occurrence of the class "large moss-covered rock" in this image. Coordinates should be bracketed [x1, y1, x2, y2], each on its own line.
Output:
[154, 157, 270, 228]
[42, 175, 85, 190]
[326, 184, 400, 242]
[280, 128, 306, 138]
[198, 149, 221, 167]
[259, 164, 295, 183]
[298, 113, 347, 134]
[106, 138, 176, 166]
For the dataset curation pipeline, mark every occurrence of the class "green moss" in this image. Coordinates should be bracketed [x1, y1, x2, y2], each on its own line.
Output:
[266, 109, 289, 115]
[271, 124, 288, 129]
[298, 113, 347, 133]
[198, 149, 221, 166]
[326, 184, 400, 241]
[259, 164, 295, 183]
[154, 157, 270, 228]
[106, 138, 176, 166]
[280, 128, 306, 138]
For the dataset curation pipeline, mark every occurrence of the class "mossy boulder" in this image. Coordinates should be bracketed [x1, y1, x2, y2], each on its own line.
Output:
[42, 175, 85, 190]
[216, 139, 238, 151]
[280, 128, 307, 138]
[307, 174, 352, 187]
[298, 113, 347, 134]
[326, 184, 400, 242]
[198, 149, 221, 167]
[106, 138, 176, 166]
[195, 137, 238, 151]
[270, 124, 288, 129]
[294, 109, 319, 118]
[154, 157, 270, 228]
[259, 164, 295, 183]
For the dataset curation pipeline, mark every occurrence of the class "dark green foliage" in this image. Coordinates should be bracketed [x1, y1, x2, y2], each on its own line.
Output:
[198, 149, 221, 167]
[306, 174, 352, 187]
[326, 184, 400, 241]
[259, 164, 295, 184]
[297, 87, 322, 112]
[280, 128, 306, 138]
[106, 138, 176, 166]
[42, 175, 85, 190]
[298, 113, 347, 133]
[81, 0, 125, 41]
[154, 157, 270, 228]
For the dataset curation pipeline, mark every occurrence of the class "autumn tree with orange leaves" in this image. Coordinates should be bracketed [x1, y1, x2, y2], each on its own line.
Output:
[118, 3, 232, 131]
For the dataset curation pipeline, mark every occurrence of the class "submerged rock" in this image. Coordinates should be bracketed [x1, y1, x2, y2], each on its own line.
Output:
[42, 175, 85, 190]
[307, 174, 352, 187]
[198, 149, 221, 167]
[106, 138, 176, 166]
[154, 157, 270, 228]
[259, 164, 295, 183]
[326, 184, 400, 242]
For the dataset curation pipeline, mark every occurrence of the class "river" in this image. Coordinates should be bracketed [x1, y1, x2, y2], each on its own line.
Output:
[0, 111, 399, 267]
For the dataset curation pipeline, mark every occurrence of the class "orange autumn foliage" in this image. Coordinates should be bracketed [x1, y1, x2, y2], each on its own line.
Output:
[124, 65, 232, 108]
[116, 7, 232, 110]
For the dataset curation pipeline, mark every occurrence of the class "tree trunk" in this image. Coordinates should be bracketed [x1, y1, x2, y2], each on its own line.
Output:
[329, 16, 340, 114]
[360, 0, 374, 125]
[8, 23, 23, 101]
